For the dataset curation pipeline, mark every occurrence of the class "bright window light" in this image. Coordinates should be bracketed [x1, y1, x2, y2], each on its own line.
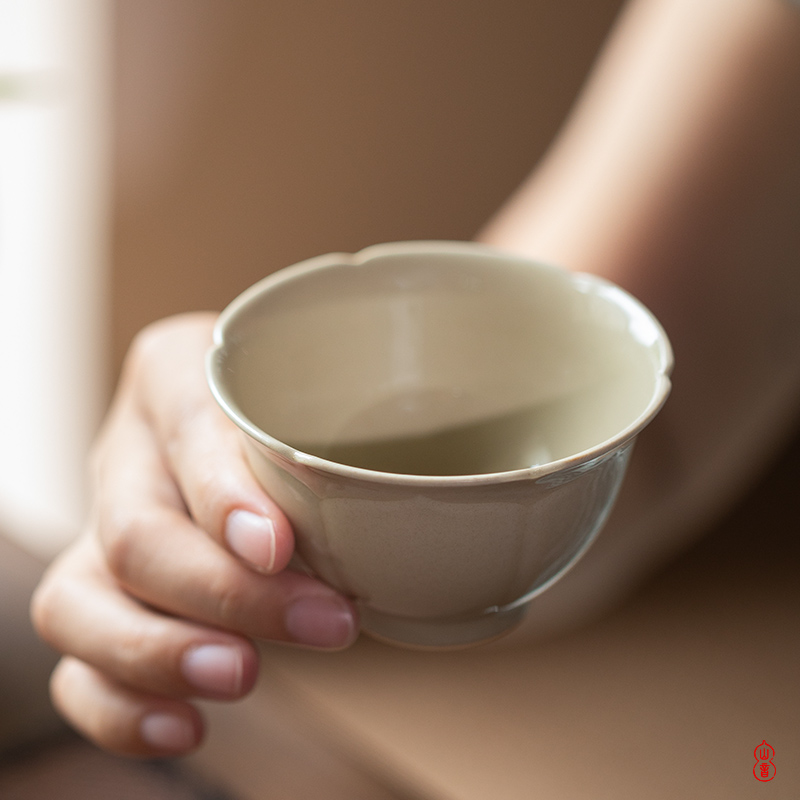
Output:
[0, 0, 112, 557]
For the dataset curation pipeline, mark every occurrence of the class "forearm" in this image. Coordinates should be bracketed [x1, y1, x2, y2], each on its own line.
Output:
[480, 0, 800, 635]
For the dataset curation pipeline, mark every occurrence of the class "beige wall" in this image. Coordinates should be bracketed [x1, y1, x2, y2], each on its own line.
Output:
[110, 0, 624, 378]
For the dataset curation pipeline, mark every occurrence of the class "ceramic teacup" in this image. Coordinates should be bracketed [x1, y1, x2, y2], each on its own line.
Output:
[206, 241, 672, 647]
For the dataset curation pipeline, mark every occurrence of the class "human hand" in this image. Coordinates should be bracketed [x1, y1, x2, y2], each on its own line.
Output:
[31, 313, 358, 757]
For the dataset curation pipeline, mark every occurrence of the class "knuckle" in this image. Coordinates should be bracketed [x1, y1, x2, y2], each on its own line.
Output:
[48, 658, 79, 717]
[113, 618, 170, 683]
[122, 324, 160, 384]
[126, 313, 215, 380]
[127, 318, 174, 369]
[99, 508, 153, 585]
[30, 575, 60, 643]
[190, 466, 239, 541]
[122, 316, 185, 390]
[101, 522, 134, 584]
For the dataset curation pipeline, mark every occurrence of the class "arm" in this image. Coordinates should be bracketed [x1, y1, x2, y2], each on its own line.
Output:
[479, 0, 800, 637]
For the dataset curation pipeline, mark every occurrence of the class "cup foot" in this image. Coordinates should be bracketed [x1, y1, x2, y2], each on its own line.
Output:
[358, 604, 526, 649]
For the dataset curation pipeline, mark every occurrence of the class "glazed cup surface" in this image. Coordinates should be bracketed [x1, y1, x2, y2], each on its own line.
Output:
[207, 241, 672, 647]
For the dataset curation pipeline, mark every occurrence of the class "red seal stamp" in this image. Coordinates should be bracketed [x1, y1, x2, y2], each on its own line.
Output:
[753, 740, 776, 782]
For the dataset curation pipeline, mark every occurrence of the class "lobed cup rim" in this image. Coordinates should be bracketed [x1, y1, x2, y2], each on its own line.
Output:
[206, 241, 673, 487]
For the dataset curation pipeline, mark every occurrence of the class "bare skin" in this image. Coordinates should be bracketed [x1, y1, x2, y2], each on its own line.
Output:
[33, 315, 359, 756]
[32, 0, 800, 756]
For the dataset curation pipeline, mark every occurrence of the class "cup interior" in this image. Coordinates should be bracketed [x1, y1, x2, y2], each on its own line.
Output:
[209, 243, 671, 477]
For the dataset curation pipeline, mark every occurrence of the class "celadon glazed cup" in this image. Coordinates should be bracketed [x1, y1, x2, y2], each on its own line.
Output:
[206, 241, 673, 648]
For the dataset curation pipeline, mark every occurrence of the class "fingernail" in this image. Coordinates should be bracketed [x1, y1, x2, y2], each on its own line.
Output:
[225, 510, 276, 572]
[285, 596, 357, 648]
[140, 713, 197, 752]
[182, 644, 243, 696]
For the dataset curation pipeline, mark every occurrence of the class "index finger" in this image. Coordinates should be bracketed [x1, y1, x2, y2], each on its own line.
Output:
[121, 312, 293, 574]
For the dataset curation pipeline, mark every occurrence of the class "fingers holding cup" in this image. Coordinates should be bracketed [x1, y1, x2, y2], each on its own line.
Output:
[118, 313, 296, 575]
